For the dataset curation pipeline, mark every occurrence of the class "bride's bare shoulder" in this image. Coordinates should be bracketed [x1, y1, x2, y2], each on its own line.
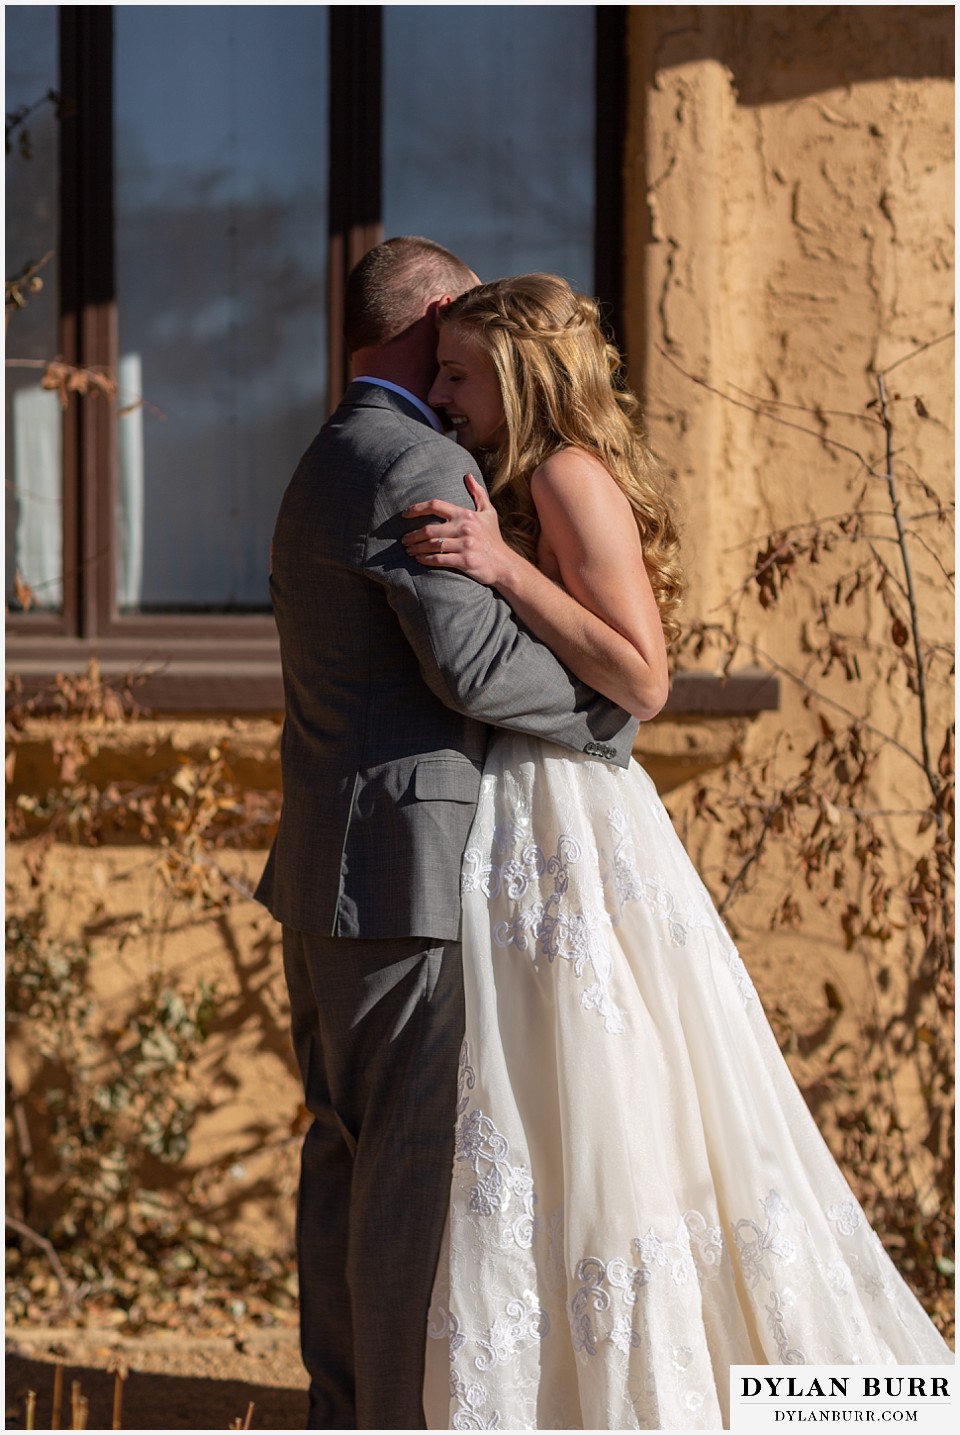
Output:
[530, 447, 631, 520]
[532, 445, 610, 486]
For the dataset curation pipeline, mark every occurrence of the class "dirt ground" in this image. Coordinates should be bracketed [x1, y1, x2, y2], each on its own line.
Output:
[4, 1326, 308, 1431]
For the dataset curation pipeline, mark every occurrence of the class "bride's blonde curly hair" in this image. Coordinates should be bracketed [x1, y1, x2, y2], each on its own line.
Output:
[439, 273, 684, 645]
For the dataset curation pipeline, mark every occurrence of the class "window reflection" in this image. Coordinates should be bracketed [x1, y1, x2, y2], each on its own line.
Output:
[384, 6, 595, 290]
[115, 6, 328, 612]
[5, 5, 62, 612]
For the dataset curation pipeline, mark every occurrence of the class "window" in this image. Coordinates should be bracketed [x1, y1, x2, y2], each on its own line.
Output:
[383, 6, 596, 290]
[113, 6, 329, 614]
[6, 5, 625, 707]
[6, 4, 61, 615]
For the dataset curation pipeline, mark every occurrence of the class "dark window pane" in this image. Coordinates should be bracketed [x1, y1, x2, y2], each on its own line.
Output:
[384, 5, 595, 291]
[5, 5, 61, 613]
[114, 5, 328, 613]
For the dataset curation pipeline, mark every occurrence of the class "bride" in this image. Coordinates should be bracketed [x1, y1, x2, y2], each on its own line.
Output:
[402, 273, 952, 1430]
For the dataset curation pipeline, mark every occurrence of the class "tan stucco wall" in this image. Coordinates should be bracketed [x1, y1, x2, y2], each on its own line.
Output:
[621, 4, 954, 1200]
[627, 4, 953, 624]
[5, 839, 302, 1256]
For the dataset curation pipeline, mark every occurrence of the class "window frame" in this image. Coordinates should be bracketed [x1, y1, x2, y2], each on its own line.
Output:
[7, 4, 629, 711]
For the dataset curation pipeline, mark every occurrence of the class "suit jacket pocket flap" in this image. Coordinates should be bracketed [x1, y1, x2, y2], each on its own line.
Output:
[413, 759, 482, 803]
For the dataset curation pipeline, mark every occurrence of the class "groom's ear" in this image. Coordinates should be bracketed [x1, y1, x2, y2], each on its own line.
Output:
[429, 296, 455, 329]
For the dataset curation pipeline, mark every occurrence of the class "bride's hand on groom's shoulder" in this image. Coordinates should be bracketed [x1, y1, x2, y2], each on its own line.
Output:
[402, 473, 518, 589]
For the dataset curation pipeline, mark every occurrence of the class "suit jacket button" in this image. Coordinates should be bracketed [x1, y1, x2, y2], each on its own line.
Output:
[584, 741, 615, 760]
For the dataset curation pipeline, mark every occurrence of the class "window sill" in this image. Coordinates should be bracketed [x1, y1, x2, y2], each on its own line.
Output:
[663, 666, 779, 716]
[7, 637, 779, 719]
[7, 635, 285, 712]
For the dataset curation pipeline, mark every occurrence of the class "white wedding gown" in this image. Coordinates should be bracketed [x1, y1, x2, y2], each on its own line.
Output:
[423, 734, 952, 1430]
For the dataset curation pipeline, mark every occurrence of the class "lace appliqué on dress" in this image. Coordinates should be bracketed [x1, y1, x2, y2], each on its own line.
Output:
[570, 1212, 724, 1360]
[465, 824, 627, 1036]
[603, 804, 756, 1006]
[461, 790, 754, 1034]
[453, 1043, 537, 1251]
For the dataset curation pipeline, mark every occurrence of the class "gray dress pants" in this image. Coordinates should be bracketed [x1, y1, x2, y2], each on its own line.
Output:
[282, 928, 465, 1430]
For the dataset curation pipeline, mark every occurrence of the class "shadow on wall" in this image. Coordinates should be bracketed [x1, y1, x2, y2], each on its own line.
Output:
[646, 4, 954, 101]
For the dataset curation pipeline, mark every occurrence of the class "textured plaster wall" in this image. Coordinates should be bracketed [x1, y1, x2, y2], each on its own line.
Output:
[625, 3, 954, 804]
[627, 4, 953, 621]
[5, 840, 302, 1254]
[624, 4, 954, 1179]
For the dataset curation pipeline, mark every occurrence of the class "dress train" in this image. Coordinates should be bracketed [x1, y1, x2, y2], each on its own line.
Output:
[423, 735, 952, 1430]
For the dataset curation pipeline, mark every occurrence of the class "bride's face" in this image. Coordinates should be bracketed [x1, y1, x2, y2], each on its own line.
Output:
[429, 324, 507, 452]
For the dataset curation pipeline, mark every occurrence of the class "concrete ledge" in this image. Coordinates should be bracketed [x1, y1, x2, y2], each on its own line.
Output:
[664, 666, 780, 716]
[6, 679, 776, 809]
[9, 641, 779, 718]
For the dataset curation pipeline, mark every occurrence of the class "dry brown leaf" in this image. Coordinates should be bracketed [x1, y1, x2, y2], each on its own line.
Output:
[13, 567, 34, 611]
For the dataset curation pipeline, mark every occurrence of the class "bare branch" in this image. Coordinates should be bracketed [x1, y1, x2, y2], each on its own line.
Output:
[5, 252, 54, 325]
[657, 345, 881, 472]
[5, 1216, 80, 1310]
[879, 330, 955, 379]
[877, 373, 946, 825]
[745, 642, 926, 770]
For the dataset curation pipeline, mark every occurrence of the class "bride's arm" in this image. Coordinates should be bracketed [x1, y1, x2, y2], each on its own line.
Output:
[402, 449, 669, 721]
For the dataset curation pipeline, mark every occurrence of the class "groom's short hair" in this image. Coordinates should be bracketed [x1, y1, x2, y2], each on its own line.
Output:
[344, 236, 477, 353]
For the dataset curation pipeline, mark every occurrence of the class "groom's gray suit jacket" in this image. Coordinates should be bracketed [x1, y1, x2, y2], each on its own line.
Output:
[255, 381, 637, 942]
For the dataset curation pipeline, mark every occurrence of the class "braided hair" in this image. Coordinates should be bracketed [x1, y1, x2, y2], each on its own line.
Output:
[439, 273, 684, 646]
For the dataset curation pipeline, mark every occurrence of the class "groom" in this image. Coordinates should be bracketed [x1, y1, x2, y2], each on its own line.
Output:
[256, 236, 636, 1429]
